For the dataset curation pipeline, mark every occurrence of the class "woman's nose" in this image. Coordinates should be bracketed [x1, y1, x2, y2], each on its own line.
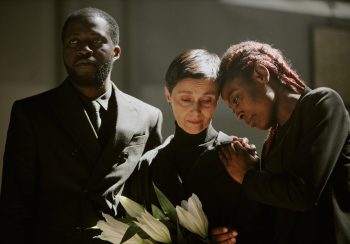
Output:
[192, 102, 201, 113]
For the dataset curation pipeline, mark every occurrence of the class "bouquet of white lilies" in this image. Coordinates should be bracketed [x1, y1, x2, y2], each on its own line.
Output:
[95, 184, 209, 243]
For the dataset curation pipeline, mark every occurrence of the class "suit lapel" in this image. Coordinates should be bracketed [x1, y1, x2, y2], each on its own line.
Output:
[87, 84, 138, 186]
[111, 84, 137, 154]
[53, 79, 101, 164]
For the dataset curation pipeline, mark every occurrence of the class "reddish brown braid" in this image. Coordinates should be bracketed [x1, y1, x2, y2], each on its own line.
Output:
[218, 41, 306, 156]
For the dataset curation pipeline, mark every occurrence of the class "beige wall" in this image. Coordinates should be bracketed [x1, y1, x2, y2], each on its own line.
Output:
[1, 0, 349, 186]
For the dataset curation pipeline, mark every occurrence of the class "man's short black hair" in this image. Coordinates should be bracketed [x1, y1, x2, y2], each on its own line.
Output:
[61, 7, 119, 45]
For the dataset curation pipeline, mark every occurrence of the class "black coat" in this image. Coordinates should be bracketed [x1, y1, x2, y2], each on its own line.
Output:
[0, 79, 163, 244]
[243, 87, 350, 244]
[125, 125, 270, 244]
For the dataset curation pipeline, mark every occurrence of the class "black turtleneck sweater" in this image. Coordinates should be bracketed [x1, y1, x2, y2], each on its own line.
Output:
[125, 122, 270, 244]
[168, 123, 217, 189]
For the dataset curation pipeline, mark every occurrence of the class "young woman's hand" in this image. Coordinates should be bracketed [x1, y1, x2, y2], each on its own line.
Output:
[219, 138, 259, 184]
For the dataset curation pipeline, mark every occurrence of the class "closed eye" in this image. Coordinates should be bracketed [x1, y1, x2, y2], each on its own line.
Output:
[230, 94, 240, 106]
[200, 98, 215, 107]
[180, 98, 192, 105]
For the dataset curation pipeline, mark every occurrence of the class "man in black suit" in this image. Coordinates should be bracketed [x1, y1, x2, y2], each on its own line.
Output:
[0, 7, 162, 244]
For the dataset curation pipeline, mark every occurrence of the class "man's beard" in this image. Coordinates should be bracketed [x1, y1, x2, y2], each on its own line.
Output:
[66, 59, 113, 88]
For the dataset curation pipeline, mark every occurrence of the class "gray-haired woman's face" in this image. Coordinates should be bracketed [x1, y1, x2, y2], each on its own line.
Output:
[164, 78, 218, 134]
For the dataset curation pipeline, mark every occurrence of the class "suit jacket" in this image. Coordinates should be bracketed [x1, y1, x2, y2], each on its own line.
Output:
[0, 79, 163, 244]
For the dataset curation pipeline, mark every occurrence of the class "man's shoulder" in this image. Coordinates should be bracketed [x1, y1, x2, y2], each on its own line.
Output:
[14, 86, 60, 108]
[115, 86, 161, 113]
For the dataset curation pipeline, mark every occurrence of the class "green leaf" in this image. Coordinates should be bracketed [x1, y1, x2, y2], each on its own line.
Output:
[152, 182, 177, 222]
[118, 216, 136, 224]
[121, 223, 143, 243]
[160, 219, 176, 230]
[176, 220, 186, 244]
[151, 204, 167, 220]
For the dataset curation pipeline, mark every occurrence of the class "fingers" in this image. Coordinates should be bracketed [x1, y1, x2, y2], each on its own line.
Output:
[232, 141, 245, 152]
[241, 137, 249, 145]
[249, 144, 257, 151]
[232, 136, 257, 152]
[216, 237, 237, 244]
[219, 143, 247, 184]
[219, 143, 235, 165]
[219, 141, 248, 166]
[211, 227, 238, 244]
[232, 136, 238, 142]
[211, 226, 229, 235]
[233, 137, 258, 158]
[247, 144, 257, 157]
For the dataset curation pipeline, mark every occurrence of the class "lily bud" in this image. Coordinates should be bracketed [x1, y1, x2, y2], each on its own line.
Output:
[176, 194, 208, 239]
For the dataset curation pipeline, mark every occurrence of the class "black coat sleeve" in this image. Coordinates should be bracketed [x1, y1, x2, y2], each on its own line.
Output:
[0, 101, 39, 242]
[243, 88, 350, 211]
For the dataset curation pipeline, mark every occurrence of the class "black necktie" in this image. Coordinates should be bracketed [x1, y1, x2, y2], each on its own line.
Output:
[88, 101, 102, 135]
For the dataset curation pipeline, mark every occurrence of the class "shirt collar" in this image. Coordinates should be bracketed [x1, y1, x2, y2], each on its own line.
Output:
[76, 87, 112, 111]
[94, 88, 112, 111]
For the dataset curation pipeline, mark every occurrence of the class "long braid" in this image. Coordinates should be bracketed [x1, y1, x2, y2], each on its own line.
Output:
[218, 41, 306, 156]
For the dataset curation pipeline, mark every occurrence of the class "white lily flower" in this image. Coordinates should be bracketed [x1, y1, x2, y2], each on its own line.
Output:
[134, 209, 172, 243]
[95, 213, 145, 244]
[119, 195, 145, 218]
[176, 193, 208, 239]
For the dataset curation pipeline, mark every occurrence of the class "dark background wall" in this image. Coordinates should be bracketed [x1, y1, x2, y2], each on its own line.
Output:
[1, 0, 349, 185]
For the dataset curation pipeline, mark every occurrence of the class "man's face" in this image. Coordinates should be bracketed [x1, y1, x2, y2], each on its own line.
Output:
[62, 15, 120, 88]
[165, 78, 219, 134]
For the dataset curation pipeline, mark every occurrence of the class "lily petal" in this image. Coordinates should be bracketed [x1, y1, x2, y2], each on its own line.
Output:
[134, 210, 172, 243]
[187, 194, 208, 235]
[95, 213, 144, 244]
[119, 195, 145, 218]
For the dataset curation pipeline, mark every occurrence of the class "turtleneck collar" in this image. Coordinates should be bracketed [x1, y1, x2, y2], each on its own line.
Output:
[172, 121, 218, 147]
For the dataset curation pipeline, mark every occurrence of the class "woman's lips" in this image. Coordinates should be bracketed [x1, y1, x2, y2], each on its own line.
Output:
[187, 120, 202, 124]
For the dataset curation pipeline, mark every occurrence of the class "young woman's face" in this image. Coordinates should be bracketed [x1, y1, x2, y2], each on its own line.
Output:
[165, 78, 219, 134]
[221, 75, 275, 130]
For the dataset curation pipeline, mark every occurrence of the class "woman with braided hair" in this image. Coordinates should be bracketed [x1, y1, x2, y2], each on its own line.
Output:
[217, 41, 350, 244]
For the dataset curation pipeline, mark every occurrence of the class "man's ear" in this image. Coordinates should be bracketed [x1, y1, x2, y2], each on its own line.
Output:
[113, 45, 121, 61]
[164, 86, 171, 103]
[253, 64, 270, 84]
